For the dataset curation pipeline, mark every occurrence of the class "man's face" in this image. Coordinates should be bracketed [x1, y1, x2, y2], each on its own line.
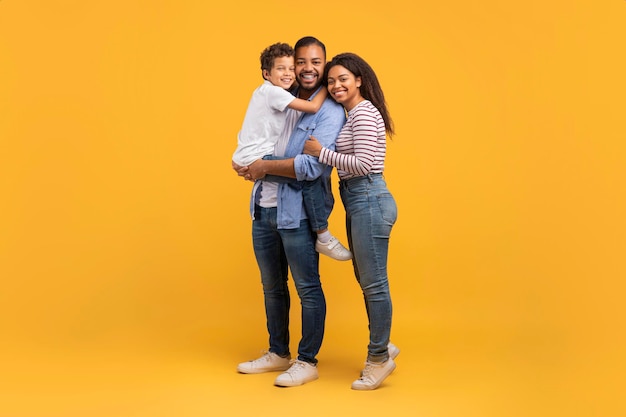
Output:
[294, 44, 325, 92]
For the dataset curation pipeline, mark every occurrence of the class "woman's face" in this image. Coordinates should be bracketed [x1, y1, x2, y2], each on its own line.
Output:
[326, 65, 362, 110]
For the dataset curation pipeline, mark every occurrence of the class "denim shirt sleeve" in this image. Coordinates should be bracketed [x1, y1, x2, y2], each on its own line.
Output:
[249, 90, 346, 229]
[289, 98, 346, 181]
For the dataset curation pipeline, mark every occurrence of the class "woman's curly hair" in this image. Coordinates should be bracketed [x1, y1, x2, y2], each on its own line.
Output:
[325, 53, 394, 137]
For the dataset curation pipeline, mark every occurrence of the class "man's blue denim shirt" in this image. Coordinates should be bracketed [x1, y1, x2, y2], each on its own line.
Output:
[249, 87, 346, 229]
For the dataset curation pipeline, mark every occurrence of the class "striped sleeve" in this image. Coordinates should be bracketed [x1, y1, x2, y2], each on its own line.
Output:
[319, 104, 382, 176]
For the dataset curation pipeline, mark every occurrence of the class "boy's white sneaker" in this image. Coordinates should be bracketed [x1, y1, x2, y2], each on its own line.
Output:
[316, 236, 352, 261]
[352, 358, 396, 390]
[274, 360, 319, 387]
[237, 351, 291, 374]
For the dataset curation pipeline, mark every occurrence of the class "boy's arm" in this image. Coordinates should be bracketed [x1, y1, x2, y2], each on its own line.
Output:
[286, 88, 328, 113]
[240, 92, 341, 181]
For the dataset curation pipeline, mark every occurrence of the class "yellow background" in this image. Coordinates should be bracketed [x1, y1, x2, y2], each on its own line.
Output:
[1, 1, 624, 416]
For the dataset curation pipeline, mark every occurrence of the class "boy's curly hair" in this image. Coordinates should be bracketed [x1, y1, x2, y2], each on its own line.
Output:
[260, 42, 294, 73]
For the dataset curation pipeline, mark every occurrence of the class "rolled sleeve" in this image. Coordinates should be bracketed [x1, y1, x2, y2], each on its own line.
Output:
[272, 90, 345, 229]
[291, 99, 345, 181]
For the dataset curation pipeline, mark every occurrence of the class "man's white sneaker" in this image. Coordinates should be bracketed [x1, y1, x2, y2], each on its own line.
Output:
[352, 358, 396, 390]
[237, 351, 291, 374]
[316, 236, 352, 261]
[274, 360, 319, 387]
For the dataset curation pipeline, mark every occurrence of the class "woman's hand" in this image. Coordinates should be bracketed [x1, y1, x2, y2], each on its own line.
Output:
[303, 135, 323, 157]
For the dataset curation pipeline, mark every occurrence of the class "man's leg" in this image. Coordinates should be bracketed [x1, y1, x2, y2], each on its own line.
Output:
[237, 205, 293, 374]
[252, 205, 291, 356]
[279, 220, 325, 364]
[272, 219, 324, 387]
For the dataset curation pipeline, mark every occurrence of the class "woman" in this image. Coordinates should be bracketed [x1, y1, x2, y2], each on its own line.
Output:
[303, 52, 399, 390]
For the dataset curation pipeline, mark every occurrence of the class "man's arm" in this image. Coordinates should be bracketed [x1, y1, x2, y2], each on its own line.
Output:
[237, 157, 295, 181]
[237, 93, 344, 182]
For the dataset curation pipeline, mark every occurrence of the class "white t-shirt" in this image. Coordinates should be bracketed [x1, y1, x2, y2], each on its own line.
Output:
[258, 107, 301, 207]
[232, 80, 296, 166]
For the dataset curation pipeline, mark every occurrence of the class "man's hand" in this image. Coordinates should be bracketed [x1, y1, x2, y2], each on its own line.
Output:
[245, 159, 267, 181]
[231, 159, 266, 182]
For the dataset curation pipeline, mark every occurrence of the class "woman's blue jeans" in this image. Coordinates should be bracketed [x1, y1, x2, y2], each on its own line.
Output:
[339, 174, 397, 362]
[252, 205, 326, 364]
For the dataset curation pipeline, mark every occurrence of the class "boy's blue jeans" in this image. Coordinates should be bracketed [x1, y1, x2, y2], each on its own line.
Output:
[263, 155, 328, 231]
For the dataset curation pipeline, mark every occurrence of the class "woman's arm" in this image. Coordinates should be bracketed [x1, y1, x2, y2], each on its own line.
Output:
[305, 107, 380, 176]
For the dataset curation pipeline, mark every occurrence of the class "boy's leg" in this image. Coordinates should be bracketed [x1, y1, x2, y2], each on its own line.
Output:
[302, 177, 328, 233]
[303, 178, 352, 261]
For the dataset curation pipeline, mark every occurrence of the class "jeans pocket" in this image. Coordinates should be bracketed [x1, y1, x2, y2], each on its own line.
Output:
[377, 193, 398, 225]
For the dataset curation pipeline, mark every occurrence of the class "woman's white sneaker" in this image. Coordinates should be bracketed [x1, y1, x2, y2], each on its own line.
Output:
[388, 342, 400, 359]
[352, 358, 396, 390]
[274, 360, 319, 387]
[237, 351, 291, 374]
[360, 343, 400, 376]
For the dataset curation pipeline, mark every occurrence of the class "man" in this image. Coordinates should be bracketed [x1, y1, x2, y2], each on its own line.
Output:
[234, 36, 345, 387]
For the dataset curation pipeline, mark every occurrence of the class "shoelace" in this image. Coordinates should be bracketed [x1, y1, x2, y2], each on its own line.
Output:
[358, 362, 379, 382]
[252, 351, 274, 364]
[285, 360, 307, 375]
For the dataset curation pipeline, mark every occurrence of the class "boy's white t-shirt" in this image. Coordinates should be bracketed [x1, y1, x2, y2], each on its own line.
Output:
[258, 107, 301, 208]
[232, 80, 296, 166]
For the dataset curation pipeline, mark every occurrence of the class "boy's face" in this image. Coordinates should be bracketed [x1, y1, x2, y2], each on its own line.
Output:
[263, 56, 295, 90]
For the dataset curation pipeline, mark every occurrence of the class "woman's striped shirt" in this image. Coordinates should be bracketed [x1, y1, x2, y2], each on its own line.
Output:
[318, 100, 386, 180]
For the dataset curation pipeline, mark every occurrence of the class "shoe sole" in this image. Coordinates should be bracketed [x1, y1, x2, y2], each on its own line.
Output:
[316, 249, 352, 261]
[274, 372, 319, 387]
[237, 364, 291, 374]
[237, 362, 291, 374]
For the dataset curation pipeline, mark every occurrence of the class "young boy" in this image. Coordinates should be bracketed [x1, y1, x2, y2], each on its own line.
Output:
[232, 42, 351, 261]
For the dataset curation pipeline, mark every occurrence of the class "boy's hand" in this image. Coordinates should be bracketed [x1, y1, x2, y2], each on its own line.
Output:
[232, 160, 243, 172]
[232, 160, 254, 181]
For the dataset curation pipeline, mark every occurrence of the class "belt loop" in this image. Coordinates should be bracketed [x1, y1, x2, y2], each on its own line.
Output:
[367, 173, 373, 183]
